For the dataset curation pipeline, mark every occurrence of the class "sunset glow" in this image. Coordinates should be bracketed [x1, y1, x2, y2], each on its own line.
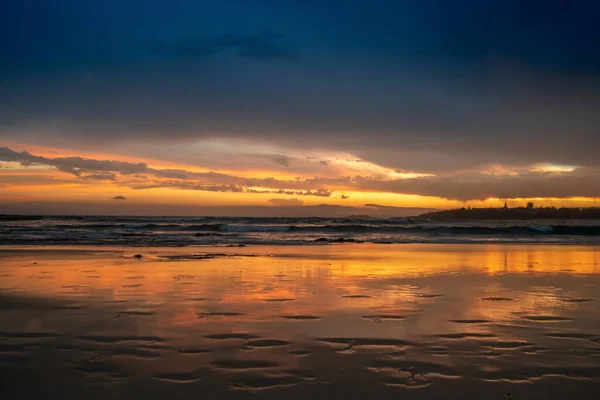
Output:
[2, 144, 599, 215]
[1, 1, 600, 217]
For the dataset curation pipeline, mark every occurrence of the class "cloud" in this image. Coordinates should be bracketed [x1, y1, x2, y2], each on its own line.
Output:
[0, 148, 150, 176]
[358, 170, 600, 200]
[128, 180, 245, 193]
[365, 203, 412, 210]
[268, 198, 304, 206]
[5, 147, 600, 201]
[246, 153, 295, 167]
[85, 172, 117, 180]
[215, 33, 292, 60]
[0, 147, 336, 198]
[246, 188, 333, 197]
[112, 195, 127, 200]
[156, 31, 292, 61]
[1, 1, 599, 180]
[264, 154, 293, 167]
[163, 37, 218, 58]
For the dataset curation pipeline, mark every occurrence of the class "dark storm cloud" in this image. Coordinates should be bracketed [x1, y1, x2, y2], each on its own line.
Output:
[1, 0, 599, 178]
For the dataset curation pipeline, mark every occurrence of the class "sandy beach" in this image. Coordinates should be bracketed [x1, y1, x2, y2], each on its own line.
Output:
[1, 244, 600, 399]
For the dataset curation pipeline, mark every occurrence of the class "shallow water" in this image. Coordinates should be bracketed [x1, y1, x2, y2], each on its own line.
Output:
[1, 244, 599, 399]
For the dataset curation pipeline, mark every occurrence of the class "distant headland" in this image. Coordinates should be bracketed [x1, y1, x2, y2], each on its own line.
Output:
[417, 202, 600, 220]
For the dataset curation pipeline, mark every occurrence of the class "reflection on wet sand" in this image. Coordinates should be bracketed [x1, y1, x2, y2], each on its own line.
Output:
[0, 244, 599, 399]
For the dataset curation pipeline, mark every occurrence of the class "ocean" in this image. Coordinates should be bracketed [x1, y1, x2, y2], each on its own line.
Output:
[2, 215, 600, 246]
[1, 217, 600, 398]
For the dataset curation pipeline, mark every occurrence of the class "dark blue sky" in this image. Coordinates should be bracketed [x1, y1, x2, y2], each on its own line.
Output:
[2, 0, 600, 173]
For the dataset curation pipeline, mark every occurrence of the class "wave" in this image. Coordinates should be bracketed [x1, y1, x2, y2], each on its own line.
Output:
[191, 223, 600, 235]
[3, 221, 600, 235]
[218, 225, 290, 232]
[3, 215, 600, 247]
[3, 234, 600, 247]
[287, 224, 600, 235]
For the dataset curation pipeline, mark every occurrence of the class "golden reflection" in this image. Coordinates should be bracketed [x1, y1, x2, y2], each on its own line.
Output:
[1, 244, 600, 395]
[1, 244, 599, 331]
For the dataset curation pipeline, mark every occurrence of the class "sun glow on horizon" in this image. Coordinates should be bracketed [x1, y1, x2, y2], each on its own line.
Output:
[2, 144, 600, 215]
[532, 163, 578, 173]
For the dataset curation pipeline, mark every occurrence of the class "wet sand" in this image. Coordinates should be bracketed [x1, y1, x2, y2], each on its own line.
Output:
[1, 244, 599, 399]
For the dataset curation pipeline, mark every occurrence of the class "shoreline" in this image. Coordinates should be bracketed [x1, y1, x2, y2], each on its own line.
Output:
[2, 241, 600, 253]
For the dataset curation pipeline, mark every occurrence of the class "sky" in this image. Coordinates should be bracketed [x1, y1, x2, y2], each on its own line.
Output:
[1, 0, 600, 216]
